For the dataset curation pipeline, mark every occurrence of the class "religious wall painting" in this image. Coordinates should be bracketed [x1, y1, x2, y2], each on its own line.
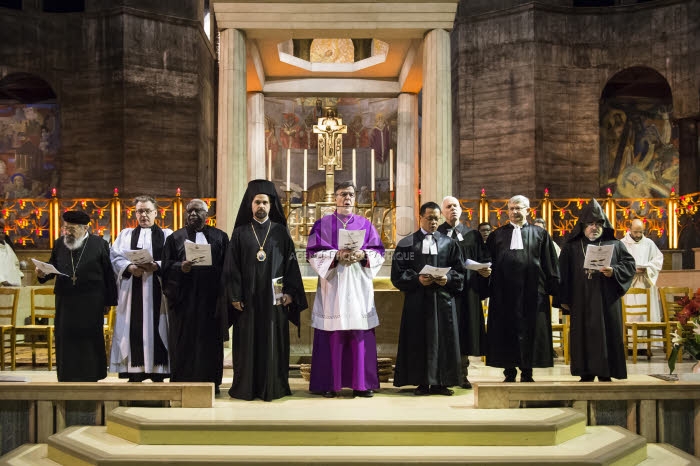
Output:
[599, 101, 678, 199]
[264, 96, 397, 204]
[0, 103, 60, 201]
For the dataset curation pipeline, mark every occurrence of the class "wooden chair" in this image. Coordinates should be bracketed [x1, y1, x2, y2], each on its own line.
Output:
[0, 288, 20, 370]
[622, 288, 668, 363]
[659, 286, 691, 361]
[14, 287, 55, 369]
[551, 311, 570, 364]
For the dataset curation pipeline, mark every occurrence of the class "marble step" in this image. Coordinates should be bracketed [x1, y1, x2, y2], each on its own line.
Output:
[106, 405, 586, 446]
[639, 444, 700, 465]
[39, 424, 648, 465]
[0, 444, 59, 465]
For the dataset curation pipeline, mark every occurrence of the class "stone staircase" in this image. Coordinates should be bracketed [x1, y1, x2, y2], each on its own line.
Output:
[1, 404, 697, 465]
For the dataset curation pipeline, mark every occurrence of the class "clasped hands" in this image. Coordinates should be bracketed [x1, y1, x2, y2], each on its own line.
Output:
[419, 274, 447, 287]
[128, 262, 159, 277]
[337, 248, 365, 266]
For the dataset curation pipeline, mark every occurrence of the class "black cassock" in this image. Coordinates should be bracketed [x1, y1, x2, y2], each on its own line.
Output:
[437, 222, 487, 356]
[391, 230, 464, 387]
[224, 220, 307, 401]
[558, 238, 635, 379]
[162, 226, 229, 386]
[486, 223, 559, 369]
[40, 235, 118, 382]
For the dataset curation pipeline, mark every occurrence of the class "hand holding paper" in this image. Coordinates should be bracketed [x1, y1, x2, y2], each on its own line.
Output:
[32, 258, 68, 277]
[184, 241, 212, 266]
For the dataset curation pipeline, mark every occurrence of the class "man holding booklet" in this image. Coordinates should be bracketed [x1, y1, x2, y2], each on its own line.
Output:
[392, 201, 465, 396]
[161, 199, 229, 393]
[557, 198, 635, 382]
[306, 181, 385, 398]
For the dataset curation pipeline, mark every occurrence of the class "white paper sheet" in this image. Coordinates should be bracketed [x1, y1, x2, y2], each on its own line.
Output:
[184, 241, 212, 266]
[418, 265, 451, 278]
[31, 258, 68, 277]
[124, 249, 154, 265]
[465, 259, 491, 270]
[583, 244, 614, 269]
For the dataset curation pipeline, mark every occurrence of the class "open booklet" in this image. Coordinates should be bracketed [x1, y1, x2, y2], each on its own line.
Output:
[184, 240, 212, 266]
[338, 229, 365, 251]
[418, 265, 451, 278]
[583, 244, 614, 269]
[31, 258, 68, 277]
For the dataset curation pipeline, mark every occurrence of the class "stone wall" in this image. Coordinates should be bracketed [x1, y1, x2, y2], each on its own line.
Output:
[0, 0, 217, 198]
[452, 0, 700, 199]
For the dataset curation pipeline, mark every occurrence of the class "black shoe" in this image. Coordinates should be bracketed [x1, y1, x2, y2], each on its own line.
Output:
[214, 386, 221, 395]
[414, 385, 430, 396]
[579, 375, 595, 382]
[353, 390, 374, 398]
[520, 376, 535, 383]
[503, 376, 516, 383]
[321, 391, 337, 398]
[598, 377, 612, 382]
[430, 385, 454, 396]
[461, 379, 473, 389]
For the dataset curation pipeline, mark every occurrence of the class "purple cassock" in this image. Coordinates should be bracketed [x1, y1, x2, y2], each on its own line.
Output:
[306, 212, 385, 392]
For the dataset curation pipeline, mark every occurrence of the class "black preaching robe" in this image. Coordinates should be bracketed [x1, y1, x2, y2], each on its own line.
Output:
[558, 238, 635, 379]
[39, 235, 118, 382]
[391, 230, 464, 387]
[162, 226, 229, 386]
[224, 220, 307, 401]
[486, 223, 559, 369]
[437, 222, 487, 356]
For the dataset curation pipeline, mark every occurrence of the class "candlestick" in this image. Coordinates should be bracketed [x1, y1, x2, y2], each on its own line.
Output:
[268, 150, 272, 181]
[352, 149, 356, 187]
[303, 149, 308, 191]
[389, 148, 393, 191]
[286, 149, 291, 191]
[370, 149, 375, 192]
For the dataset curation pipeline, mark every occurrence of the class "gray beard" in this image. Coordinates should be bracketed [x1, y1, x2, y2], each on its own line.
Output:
[65, 233, 87, 250]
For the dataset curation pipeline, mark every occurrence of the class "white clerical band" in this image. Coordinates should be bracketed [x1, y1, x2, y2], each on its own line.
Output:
[510, 225, 524, 250]
[422, 235, 438, 255]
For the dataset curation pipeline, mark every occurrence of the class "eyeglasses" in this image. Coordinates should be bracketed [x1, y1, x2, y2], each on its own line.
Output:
[335, 192, 355, 198]
[187, 208, 207, 213]
[136, 209, 155, 216]
[62, 224, 85, 232]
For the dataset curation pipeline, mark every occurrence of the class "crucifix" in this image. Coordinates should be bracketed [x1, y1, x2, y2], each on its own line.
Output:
[313, 109, 347, 202]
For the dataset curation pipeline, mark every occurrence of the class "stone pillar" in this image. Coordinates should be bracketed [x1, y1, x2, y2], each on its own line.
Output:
[247, 92, 266, 180]
[420, 28, 452, 205]
[217, 28, 247, 236]
[396, 93, 419, 240]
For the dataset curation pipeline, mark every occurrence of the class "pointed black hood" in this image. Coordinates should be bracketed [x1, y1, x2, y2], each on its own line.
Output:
[567, 198, 616, 242]
[234, 179, 287, 230]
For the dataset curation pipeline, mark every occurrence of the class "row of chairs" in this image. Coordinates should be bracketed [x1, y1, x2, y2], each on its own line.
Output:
[550, 286, 692, 365]
[0, 287, 115, 370]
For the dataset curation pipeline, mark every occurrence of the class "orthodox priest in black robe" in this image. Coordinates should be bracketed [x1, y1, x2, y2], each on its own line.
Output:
[486, 195, 559, 382]
[392, 202, 465, 396]
[437, 196, 490, 389]
[224, 180, 307, 401]
[162, 199, 229, 393]
[37, 210, 117, 382]
[557, 199, 635, 381]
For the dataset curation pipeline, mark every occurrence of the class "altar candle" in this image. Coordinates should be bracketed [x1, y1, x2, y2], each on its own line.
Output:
[389, 149, 394, 191]
[303, 149, 308, 191]
[370, 149, 375, 191]
[352, 149, 356, 187]
[286, 149, 291, 191]
[267, 150, 272, 181]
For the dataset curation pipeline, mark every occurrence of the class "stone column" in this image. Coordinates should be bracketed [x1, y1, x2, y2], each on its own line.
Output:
[217, 28, 247, 236]
[396, 93, 419, 240]
[420, 28, 452, 205]
[247, 92, 266, 180]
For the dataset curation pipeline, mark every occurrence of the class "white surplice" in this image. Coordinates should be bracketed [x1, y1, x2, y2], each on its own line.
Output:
[621, 233, 664, 321]
[309, 249, 384, 331]
[110, 227, 172, 373]
[0, 243, 23, 286]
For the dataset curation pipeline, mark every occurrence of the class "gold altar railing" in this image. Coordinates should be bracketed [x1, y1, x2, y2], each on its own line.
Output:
[2, 188, 697, 250]
[0, 189, 216, 249]
[459, 189, 700, 248]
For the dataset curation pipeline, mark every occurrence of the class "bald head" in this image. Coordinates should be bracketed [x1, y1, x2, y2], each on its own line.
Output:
[442, 196, 462, 226]
[629, 219, 645, 242]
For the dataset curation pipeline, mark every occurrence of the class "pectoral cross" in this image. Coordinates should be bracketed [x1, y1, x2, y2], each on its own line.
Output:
[313, 110, 347, 202]
[71, 274, 77, 285]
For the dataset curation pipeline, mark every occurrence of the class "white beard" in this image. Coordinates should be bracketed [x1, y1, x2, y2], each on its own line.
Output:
[65, 232, 87, 250]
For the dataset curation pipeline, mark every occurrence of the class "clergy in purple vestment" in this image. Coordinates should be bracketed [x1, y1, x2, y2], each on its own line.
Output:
[306, 181, 385, 398]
